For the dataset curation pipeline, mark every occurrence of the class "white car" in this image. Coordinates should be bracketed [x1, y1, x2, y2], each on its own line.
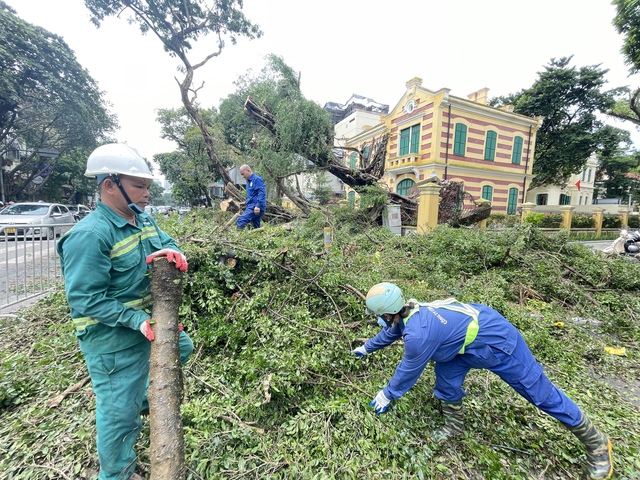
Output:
[0, 202, 75, 240]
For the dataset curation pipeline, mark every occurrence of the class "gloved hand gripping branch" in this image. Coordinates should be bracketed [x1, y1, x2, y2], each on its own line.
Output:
[146, 249, 188, 271]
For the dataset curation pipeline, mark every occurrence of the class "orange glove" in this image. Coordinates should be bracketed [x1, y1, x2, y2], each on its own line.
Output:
[146, 249, 188, 272]
[140, 319, 155, 341]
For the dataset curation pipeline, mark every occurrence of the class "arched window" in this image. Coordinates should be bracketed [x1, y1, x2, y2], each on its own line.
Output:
[396, 179, 415, 197]
[453, 124, 467, 156]
[481, 185, 493, 201]
[484, 131, 497, 161]
[512, 136, 523, 165]
[507, 188, 518, 214]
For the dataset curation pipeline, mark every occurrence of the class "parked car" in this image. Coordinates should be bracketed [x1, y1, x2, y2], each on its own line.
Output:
[0, 202, 75, 240]
[68, 204, 92, 222]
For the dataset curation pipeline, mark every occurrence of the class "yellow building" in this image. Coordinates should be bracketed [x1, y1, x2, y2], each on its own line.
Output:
[344, 78, 542, 214]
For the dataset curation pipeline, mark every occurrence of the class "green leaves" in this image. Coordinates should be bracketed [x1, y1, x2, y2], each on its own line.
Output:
[2, 215, 640, 478]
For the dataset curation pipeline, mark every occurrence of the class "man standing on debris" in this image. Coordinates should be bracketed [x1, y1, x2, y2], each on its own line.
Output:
[352, 282, 613, 480]
[237, 164, 266, 230]
[57, 144, 194, 480]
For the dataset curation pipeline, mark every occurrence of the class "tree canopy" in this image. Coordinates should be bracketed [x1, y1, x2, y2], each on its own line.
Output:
[491, 57, 627, 187]
[154, 106, 240, 206]
[83, 0, 261, 195]
[0, 1, 116, 201]
[608, 0, 640, 126]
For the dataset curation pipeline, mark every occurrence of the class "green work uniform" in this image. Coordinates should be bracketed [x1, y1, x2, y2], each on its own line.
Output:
[58, 202, 193, 480]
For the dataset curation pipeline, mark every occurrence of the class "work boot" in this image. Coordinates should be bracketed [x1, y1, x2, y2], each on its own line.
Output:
[566, 415, 613, 480]
[430, 400, 464, 443]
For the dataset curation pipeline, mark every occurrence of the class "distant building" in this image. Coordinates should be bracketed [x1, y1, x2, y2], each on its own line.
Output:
[342, 77, 542, 214]
[526, 153, 598, 206]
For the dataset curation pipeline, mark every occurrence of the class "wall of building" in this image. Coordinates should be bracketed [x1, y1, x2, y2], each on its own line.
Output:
[344, 77, 541, 214]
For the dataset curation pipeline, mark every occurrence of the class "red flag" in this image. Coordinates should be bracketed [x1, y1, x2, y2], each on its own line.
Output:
[575, 180, 581, 191]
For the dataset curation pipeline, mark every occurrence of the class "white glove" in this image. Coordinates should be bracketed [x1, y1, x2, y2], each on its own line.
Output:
[352, 345, 368, 357]
[369, 390, 391, 414]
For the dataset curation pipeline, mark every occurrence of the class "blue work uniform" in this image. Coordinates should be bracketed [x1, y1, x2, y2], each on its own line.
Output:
[57, 202, 194, 480]
[364, 300, 582, 427]
[237, 173, 267, 229]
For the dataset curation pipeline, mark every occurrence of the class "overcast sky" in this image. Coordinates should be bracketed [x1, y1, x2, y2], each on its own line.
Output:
[6, 0, 640, 172]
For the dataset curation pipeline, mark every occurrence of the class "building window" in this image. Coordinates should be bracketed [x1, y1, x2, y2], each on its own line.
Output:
[582, 169, 586, 181]
[399, 124, 420, 156]
[587, 169, 591, 182]
[536, 194, 548, 205]
[396, 179, 415, 196]
[348, 190, 356, 207]
[484, 131, 497, 161]
[363, 146, 371, 161]
[481, 185, 493, 201]
[560, 194, 571, 205]
[349, 152, 357, 169]
[453, 123, 467, 156]
[512, 136, 523, 165]
[507, 188, 518, 214]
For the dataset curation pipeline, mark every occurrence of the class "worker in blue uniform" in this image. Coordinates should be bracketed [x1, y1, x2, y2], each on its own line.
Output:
[352, 282, 613, 480]
[236, 164, 266, 229]
[58, 144, 194, 480]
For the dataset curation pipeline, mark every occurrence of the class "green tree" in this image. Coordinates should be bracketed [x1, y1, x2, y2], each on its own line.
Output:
[83, 0, 261, 200]
[149, 181, 165, 204]
[0, 1, 116, 201]
[218, 55, 337, 214]
[154, 107, 240, 207]
[490, 57, 626, 187]
[610, 0, 640, 126]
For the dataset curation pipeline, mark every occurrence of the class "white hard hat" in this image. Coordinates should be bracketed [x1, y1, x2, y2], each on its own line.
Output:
[85, 143, 153, 180]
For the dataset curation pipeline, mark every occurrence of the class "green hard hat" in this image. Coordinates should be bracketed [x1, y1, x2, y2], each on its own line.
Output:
[365, 283, 406, 315]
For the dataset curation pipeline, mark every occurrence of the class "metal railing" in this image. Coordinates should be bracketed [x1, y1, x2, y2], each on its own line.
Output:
[0, 222, 75, 311]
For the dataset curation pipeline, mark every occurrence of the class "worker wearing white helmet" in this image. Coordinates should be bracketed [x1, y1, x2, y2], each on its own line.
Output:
[352, 282, 613, 480]
[58, 143, 193, 480]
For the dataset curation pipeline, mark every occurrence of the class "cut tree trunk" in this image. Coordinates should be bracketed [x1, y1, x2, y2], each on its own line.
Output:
[149, 257, 186, 480]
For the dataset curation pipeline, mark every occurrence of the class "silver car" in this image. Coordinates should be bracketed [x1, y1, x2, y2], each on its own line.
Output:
[0, 202, 75, 240]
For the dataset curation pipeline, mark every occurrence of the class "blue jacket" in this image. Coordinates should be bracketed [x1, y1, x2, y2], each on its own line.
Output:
[245, 173, 266, 210]
[57, 202, 182, 355]
[364, 302, 518, 401]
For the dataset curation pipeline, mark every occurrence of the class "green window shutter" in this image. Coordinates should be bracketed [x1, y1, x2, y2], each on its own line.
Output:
[481, 185, 493, 201]
[410, 125, 420, 154]
[396, 179, 415, 196]
[453, 124, 467, 156]
[399, 128, 410, 155]
[484, 131, 497, 161]
[363, 146, 371, 161]
[349, 152, 357, 169]
[560, 194, 571, 205]
[348, 191, 356, 207]
[512, 136, 523, 165]
[507, 188, 518, 214]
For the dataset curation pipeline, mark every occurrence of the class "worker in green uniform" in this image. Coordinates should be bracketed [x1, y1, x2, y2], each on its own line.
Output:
[57, 144, 194, 480]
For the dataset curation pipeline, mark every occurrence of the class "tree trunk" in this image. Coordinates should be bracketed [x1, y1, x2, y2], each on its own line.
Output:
[148, 258, 186, 480]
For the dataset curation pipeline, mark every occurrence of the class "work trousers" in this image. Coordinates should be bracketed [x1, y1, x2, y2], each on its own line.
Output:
[84, 332, 194, 480]
[237, 206, 264, 229]
[433, 330, 582, 427]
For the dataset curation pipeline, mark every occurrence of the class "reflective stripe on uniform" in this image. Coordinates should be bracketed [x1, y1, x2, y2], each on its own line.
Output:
[406, 298, 480, 354]
[72, 294, 153, 330]
[110, 226, 158, 259]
